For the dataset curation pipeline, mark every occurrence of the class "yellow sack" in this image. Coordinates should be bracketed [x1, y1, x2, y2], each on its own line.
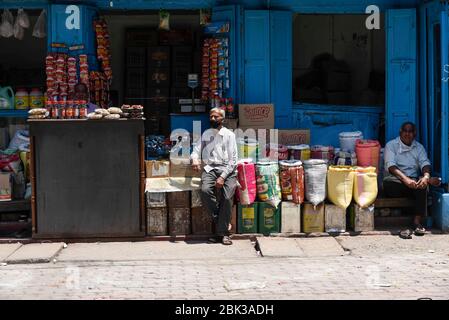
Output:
[353, 167, 378, 208]
[327, 166, 355, 209]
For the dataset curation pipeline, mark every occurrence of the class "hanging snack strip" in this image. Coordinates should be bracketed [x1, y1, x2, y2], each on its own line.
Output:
[79, 54, 89, 87]
[201, 39, 210, 101]
[217, 38, 229, 95]
[200, 38, 230, 107]
[67, 56, 78, 97]
[56, 53, 68, 98]
[209, 39, 219, 105]
[89, 71, 109, 108]
[45, 54, 56, 98]
[94, 19, 112, 82]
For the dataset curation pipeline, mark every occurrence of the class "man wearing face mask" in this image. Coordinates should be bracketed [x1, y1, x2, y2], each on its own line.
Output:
[191, 108, 238, 245]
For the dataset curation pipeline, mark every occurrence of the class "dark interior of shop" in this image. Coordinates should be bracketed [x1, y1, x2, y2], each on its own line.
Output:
[102, 10, 204, 136]
[293, 13, 386, 107]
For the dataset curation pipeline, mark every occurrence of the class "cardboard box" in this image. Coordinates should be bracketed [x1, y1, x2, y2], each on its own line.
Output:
[0, 172, 12, 202]
[277, 130, 310, 145]
[145, 160, 170, 178]
[170, 161, 202, 178]
[238, 104, 275, 129]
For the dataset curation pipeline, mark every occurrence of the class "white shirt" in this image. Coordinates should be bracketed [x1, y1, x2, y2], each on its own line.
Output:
[191, 126, 238, 179]
[384, 137, 431, 179]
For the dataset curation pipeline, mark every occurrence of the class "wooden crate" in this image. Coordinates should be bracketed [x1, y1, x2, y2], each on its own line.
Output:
[145, 192, 166, 208]
[169, 207, 191, 235]
[167, 191, 190, 208]
[191, 190, 202, 208]
[146, 207, 168, 236]
[191, 207, 213, 235]
[281, 202, 301, 233]
[325, 204, 346, 233]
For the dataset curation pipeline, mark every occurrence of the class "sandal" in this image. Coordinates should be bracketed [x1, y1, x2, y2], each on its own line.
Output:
[414, 224, 426, 236]
[399, 229, 413, 240]
[208, 236, 221, 244]
[222, 236, 233, 246]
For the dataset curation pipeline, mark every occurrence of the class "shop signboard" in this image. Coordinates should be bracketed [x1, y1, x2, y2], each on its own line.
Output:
[204, 21, 230, 34]
[238, 104, 275, 129]
[277, 130, 310, 145]
[48, 4, 97, 55]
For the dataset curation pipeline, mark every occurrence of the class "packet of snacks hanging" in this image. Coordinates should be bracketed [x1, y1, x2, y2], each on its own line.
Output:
[159, 10, 170, 31]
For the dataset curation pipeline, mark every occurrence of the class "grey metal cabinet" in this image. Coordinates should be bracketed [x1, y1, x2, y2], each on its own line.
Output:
[29, 120, 145, 239]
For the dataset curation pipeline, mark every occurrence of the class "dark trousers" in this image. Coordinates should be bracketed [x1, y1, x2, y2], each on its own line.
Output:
[201, 169, 237, 236]
[383, 179, 427, 217]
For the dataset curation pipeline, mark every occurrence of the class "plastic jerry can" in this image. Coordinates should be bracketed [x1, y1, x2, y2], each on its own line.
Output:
[348, 203, 374, 232]
[302, 203, 325, 233]
[238, 203, 258, 234]
[258, 202, 280, 235]
[0, 86, 14, 109]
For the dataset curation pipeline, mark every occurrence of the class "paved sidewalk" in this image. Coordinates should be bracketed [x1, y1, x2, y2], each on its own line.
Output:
[0, 234, 448, 300]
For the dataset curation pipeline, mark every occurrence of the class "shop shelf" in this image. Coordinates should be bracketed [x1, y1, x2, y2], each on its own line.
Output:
[0, 109, 29, 118]
[0, 199, 31, 213]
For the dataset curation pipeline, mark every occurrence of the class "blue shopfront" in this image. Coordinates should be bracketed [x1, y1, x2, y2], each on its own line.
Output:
[1, 0, 448, 232]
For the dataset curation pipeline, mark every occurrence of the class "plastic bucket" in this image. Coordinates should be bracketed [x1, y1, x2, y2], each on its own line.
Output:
[339, 131, 363, 152]
[355, 140, 381, 171]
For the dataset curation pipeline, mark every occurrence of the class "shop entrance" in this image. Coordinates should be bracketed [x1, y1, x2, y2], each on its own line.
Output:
[101, 10, 204, 137]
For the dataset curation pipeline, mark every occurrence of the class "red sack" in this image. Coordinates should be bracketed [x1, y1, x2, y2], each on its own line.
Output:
[236, 161, 257, 205]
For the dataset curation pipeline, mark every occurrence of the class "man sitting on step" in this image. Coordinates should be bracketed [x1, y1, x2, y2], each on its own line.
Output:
[383, 122, 441, 237]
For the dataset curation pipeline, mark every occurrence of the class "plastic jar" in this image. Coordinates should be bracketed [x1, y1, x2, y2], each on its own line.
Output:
[15, 88, 29, 109]
[29, 88, 44, 109]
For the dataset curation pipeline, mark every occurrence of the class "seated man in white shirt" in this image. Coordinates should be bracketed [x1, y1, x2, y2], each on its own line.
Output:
[383, 122, 440, 236]
[191, 108, 238, 245]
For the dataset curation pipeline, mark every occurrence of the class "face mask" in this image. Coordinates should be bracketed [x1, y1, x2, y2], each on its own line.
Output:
[210, 120, 221, 129]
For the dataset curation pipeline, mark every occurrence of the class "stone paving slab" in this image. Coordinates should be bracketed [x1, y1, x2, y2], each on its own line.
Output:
[0, 243, 22, 262]
[297, 237, 346, 257]
[256, 237, 305, 257]
[5, 243, 65, 264]
[56, 240, 257, 262]
[257, 237, 345, 257]
[336, 234, 449, 256]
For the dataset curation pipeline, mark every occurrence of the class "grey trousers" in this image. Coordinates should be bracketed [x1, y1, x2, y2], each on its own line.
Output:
[201, 169, 237, 236]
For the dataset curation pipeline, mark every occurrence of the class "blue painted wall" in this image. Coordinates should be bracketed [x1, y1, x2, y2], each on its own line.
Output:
[0, 0, 421, 10]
